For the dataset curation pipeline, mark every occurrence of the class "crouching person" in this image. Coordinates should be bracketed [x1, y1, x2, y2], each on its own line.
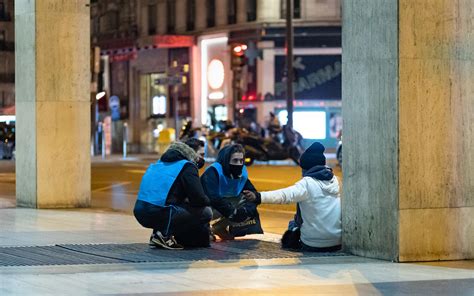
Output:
[201, 144, 263, 240]
[244, 142, 341, 252]
[133, 140, 212, 249]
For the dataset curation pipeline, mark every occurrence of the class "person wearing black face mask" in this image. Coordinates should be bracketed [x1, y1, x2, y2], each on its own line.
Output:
[200, 144, 262, 240]
[133, 139, 212, 249]
[184, 138, 206, 169]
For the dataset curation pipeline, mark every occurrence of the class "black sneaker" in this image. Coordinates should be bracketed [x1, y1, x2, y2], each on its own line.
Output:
[150, 231, 184, 250]
[211, 221, 235, 241]
[148, 233, 156, 247]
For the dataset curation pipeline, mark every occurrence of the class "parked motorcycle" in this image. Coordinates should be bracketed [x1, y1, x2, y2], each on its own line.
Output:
[179, 120, 233, 159]
[231, 125, 304, 166]
[178, 120, 304, 166]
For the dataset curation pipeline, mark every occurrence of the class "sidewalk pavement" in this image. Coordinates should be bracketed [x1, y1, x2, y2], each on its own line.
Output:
[1, 207, 473, 295]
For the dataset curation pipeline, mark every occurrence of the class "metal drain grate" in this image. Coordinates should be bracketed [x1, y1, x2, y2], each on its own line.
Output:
[0, 240, 349, 267]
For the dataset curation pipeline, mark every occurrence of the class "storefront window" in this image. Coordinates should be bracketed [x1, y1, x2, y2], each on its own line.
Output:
[278, 110, 326, 139]
[149, 73, 168, 117]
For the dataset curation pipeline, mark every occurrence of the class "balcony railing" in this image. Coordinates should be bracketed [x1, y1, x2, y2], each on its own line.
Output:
[0, 42, 14, 52]
[0, 73, 15, 83]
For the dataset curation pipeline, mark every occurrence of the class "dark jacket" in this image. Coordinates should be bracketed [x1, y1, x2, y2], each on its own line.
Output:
[158, 147, 210, 207]
[200, 146, 258, 217]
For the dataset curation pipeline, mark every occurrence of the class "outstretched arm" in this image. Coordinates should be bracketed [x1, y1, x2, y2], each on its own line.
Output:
[256, 178, 309, 204]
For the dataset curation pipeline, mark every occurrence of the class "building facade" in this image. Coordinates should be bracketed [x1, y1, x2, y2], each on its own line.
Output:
[92, 0, 342, 153]
[0, 0, 14, 115]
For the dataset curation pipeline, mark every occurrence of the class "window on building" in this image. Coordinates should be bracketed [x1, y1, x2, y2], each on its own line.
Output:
[99, 10, 119, 33]
[206, 0, 215, 28]
[0, 2, 5, 20]
[280, 0, 301, 19]
[148, 4, 157, 35]
[167, 0, 176, 33]
[0, 30, 5, 51]
[91, 17, 100, 36]
[246, 0, 257, 22]
[228, 0, 237, 24]
[186, 0, 196, 31]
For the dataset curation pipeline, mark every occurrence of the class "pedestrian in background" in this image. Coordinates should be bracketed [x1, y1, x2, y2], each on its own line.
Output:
[201, 144, 263, 240]
[133, 139, 210, 250]
[244, 142, 342, 252]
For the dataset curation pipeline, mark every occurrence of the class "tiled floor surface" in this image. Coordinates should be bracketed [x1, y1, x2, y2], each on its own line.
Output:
[0, 208, 473, 295]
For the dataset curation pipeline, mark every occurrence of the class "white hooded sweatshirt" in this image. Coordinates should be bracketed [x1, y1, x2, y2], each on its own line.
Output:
[260, 176, 341, 248]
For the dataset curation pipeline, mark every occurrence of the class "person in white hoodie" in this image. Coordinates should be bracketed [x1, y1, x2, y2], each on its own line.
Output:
[244, 142, 341, 252]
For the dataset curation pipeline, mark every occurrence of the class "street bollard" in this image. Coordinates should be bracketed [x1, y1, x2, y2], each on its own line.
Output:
[100, 122, 106, 159]
[123, 122, 128, 159]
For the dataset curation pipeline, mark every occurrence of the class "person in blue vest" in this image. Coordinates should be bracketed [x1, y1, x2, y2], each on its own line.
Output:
[133, 139, 211, 250]
[200, 144, 261, 240]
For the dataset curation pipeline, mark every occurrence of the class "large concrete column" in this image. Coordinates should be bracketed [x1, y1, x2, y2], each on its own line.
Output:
[343, 0, 474, 261]
[15, 0, 91, 208]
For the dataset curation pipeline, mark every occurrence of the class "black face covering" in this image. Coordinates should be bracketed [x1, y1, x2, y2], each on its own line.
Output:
[196, 157, 205, 169]
[229, 164, 244, 178]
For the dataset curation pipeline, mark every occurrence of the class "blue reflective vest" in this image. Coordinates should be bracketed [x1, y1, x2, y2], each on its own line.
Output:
[207, 162, 248, 198]
[137, 159, 190, 206]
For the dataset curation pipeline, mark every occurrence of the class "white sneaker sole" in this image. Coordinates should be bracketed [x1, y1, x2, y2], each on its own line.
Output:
[150, 237, 184, 250]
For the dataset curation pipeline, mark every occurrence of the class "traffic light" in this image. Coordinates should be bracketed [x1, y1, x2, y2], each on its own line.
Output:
[231, 43, 247, 68]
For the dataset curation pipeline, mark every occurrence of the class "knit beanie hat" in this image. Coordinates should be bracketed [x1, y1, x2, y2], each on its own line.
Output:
[299, 142, 326, 170]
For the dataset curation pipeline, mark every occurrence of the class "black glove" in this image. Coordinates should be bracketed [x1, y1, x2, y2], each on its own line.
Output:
[229, 207, 248, 223]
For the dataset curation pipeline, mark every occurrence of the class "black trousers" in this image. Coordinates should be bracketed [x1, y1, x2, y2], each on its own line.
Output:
[134, 200, 213, 247]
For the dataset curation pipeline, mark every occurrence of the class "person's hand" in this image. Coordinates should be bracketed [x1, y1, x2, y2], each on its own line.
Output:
[229, 207, 248, 223]
[243, 190, 257, 202]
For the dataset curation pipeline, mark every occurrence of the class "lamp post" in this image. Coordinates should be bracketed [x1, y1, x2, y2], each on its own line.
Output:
[285, 0, 294, 128]
[95, 91, 106, 156]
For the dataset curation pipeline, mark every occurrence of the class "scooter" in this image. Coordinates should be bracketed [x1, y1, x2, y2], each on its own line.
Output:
[232, 125, 304, 166]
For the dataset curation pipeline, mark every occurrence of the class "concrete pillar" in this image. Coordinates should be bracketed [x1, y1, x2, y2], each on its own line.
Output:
[257, 0, 279, 21]
[343, 0, 474, 262]
[15, 0, 91, 208]
[215, 0, 228, 27]
[236, 0, 246, 23]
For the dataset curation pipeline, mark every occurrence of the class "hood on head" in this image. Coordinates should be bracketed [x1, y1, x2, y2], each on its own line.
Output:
[161, 141, 198, 163]
[316, 177, 340, 196]
[216, 144, 243, 177]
